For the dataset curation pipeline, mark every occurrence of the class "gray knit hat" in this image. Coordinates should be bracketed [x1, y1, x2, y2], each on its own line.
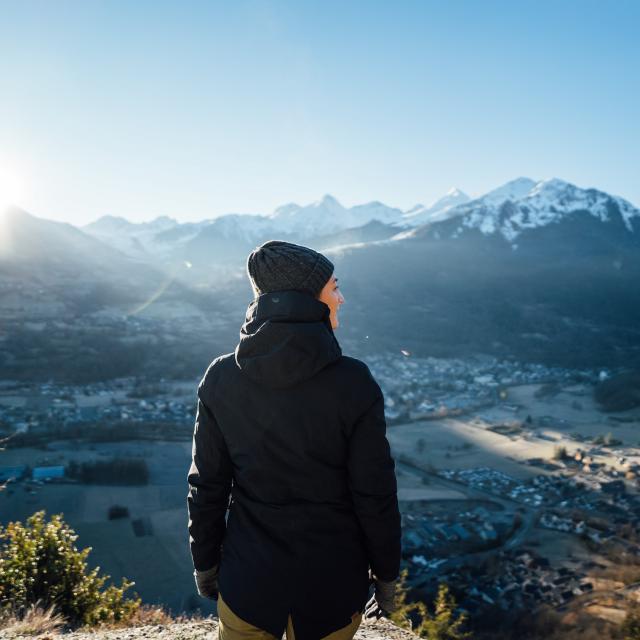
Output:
[246, 240, 334, 298]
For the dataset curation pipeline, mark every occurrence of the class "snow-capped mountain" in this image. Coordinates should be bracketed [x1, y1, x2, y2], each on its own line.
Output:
[265, 194, 405, 236]
[83, 214, 179, 235]
[82, 195, 408, 261]
[75, 177, 640, 268]
[400, 177, 640, 244]
[82, 214, 184, 258]
[401, 187, 470, 226]
[477, 176, 537, 207]
[172, 213, 295, 271]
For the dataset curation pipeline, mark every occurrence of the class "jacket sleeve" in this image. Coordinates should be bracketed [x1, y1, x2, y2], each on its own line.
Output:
[347, 384, 402, 582]
[187, 384, 233, 572]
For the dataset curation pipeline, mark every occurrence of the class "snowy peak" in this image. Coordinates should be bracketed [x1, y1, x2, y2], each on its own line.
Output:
[270, 202, 301, 219]
[438, 177, 640, 242]
[83, 214, 133, 234]
[307, 194, 346, 216]
[148, 215, 179, 230]
[318, 194, 342, 208]
[519, 177, 640, 232]
[83, 214, 178, 235]
[266, 194, 403, 236]
[429, 187, 470, 211]
[82, 214, 183, 258]
[480, 177, 537, 207]
[401, 187, 470, 225]
[266, 195, 345, 235]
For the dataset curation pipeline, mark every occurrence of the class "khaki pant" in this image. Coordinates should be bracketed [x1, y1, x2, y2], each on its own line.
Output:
[217, 593, 363, 640]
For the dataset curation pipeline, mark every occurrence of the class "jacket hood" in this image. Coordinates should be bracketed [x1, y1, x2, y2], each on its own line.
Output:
[234, 289, 342, 389]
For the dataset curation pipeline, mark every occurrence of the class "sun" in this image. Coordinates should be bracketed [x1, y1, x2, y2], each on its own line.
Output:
[0, 167, 26, 212]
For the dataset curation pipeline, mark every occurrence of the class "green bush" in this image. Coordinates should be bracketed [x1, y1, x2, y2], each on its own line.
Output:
[390, 568, 471, 639]
[0, 510, 141, 628]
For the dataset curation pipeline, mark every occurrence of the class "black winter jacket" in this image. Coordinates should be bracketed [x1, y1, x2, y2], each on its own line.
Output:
[187, 289, 401, 640]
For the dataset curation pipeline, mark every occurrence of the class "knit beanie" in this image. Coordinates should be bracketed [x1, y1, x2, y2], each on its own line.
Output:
[246, 240, 334, 298]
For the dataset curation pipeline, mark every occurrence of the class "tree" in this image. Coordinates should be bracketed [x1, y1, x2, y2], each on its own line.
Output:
[552, 445, 567, 460]
[0, 510, 141, 627]
[390, 568, 471, 639]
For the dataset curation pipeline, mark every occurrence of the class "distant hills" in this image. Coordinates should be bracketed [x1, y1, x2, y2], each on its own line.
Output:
[1, 177, 639, 373]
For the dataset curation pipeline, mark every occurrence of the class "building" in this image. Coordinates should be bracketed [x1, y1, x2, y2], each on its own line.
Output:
[32, 465, 65, 481]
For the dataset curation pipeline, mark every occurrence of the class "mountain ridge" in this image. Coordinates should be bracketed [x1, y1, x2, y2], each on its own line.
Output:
[76, 177, 640, 253]
[1, 177, 638, 277]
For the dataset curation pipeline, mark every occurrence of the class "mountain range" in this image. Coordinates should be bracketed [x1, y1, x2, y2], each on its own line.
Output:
[1, 176, 639, 373]
[73, 176, 640, 269]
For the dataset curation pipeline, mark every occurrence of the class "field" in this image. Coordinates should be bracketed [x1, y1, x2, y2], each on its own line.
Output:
[0, 440, 207, 617]
[1, 380, 639, 622]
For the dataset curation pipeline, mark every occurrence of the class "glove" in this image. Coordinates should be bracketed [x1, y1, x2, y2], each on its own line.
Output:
[364, 570, 398, 620]
[194, 564, 219, 600]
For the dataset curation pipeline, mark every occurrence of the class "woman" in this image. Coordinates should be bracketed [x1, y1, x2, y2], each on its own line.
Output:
[187, 240, 402, 640]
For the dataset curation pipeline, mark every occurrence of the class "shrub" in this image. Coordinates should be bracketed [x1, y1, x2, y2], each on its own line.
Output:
[389, 568, 471, 639]
[552, 445, 568, 460]
[0, 510, 141, 628]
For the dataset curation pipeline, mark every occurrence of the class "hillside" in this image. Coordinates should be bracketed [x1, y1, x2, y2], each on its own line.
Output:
[1, 615, 418, 639]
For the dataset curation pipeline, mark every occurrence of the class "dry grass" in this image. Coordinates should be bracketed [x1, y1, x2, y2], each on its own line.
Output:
[592, 563, 640, 586]
[0, 601, 209, 635]
[76, 603, 208, 631]
[0, 601, 66, 636]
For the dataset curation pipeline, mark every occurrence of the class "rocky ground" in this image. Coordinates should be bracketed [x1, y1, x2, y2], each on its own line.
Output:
[0, 616, 418, 640]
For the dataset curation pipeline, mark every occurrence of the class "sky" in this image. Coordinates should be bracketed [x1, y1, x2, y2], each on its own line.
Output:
[0, 0, 638, 226]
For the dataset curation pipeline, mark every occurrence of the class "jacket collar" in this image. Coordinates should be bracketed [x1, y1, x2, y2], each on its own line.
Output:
[234, 289, 342, 389]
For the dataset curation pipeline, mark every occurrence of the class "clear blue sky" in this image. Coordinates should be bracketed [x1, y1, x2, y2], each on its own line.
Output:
[0, 0, 638, 225]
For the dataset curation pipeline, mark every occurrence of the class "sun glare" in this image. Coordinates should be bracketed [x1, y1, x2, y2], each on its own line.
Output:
[0, 167, 26, 212]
